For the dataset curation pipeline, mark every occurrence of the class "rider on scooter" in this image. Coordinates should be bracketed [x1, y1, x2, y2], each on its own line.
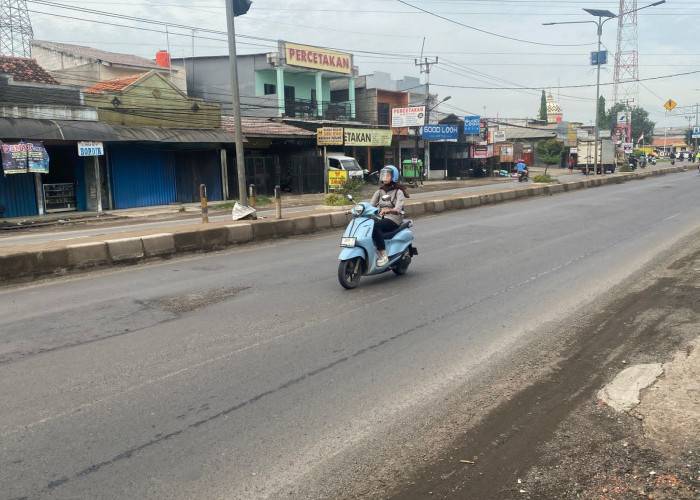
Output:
[516, 159, 528, 179]
[370, 165, 409, 267]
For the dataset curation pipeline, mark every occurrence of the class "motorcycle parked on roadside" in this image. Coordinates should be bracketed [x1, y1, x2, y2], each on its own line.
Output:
[337, 195, 417, 289]
[363, 169, 379, 185]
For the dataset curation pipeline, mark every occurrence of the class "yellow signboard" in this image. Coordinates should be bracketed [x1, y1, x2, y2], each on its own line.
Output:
[284, 42, 352, 75]
[317, 127, 344, 146]
[664, 99, 677, 111]
[328, 170, 348, 189]
[343, 128, 393, 147]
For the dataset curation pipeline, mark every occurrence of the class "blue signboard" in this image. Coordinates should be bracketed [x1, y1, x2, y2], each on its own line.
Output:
[464, 116, 480, 135]
[590, 50, 607, 65]
[421, 124, 459, 140]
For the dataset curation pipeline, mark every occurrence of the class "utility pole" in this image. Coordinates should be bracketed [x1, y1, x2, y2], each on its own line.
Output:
[225, 0, 249, 205]
[415, 57, 438, 179]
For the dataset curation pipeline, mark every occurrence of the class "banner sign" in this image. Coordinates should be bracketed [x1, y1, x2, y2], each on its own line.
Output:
[328, 170, 348, 189]
[78, 141, 104, 156]
[493, 130, 506, 142]
[1, 141, 50, 174]
[283, 42, 352, 75]
[692, 126, 700, 138]
[464, 116, 480, 134]
[391, 106, 425, 128]
[420, 124, 459, 141]
[343, 128, 393, 146]
[317, 127, 344, 145]
[473, 144, 493, 158]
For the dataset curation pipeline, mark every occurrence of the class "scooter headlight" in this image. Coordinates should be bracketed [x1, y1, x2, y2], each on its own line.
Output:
[352, 203, 365, 215]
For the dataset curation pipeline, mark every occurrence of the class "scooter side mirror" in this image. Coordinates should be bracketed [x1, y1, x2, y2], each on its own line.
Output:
[347, 194, 354, 202]
[381, 194, 390, 201]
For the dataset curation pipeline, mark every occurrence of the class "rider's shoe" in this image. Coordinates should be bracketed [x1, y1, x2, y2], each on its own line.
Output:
[377, 255, 389, 267]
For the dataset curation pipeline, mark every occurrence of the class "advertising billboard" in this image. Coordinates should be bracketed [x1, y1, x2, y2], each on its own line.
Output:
[391, 107, 425, 127]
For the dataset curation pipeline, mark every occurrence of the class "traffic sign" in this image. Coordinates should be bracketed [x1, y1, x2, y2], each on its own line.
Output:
[664, 99, 677, 111]
[693, 126, 700, 138]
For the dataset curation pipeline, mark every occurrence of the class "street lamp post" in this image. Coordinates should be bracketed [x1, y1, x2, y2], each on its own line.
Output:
[544, 1, 665, 175]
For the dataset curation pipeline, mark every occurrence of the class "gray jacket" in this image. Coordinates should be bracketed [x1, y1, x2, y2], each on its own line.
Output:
[370, 187, 405, 225]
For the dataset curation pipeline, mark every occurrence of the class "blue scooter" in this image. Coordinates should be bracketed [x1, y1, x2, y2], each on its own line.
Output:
[338, 195, 417, 289]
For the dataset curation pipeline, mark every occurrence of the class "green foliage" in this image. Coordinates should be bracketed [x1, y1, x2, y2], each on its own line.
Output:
[539, 90, 548, 123]
[532, 174, 555, 183]
[336, 178, 364, 196]
[619, 165, 633, 172]
[597, 96, 607, 127]
[535, 139, 565, 176]
[325, 193, 353, 206]
[605, 103, 655, 143]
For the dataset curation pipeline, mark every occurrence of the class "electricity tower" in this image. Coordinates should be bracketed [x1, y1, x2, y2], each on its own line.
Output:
[613, 0, 639, 106]
[0, 0, 34, 57]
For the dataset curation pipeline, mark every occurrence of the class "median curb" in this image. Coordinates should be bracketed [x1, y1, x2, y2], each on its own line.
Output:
[0, 165, 689, 284]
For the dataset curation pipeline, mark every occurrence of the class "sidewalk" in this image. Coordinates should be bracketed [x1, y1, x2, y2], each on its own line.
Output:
[0, 165, 689, 284]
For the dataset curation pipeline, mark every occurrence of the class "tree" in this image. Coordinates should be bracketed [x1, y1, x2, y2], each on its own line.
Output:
[535, 139, 565, 177]
[539, 90, 548, 124]
[597, 96, 607, 127]
[605, 103, 655, 144]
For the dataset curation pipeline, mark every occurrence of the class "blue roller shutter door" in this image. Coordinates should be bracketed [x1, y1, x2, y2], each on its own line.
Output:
[0, 173, 37, 217]
[110, 147, 175, 209]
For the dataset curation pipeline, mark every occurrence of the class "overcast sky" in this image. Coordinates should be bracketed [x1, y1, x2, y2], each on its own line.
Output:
[28, 0, 699, 131]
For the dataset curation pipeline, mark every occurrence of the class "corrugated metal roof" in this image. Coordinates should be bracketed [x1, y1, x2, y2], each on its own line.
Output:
[502, 128, 557, 140]
[111, 125, 238, 143]
[221, 116, 316, 138]
[32, 41, 163, 70]
[0, 117, 117, 141]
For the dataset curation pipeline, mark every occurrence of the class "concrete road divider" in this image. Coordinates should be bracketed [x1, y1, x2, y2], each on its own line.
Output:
[107, 238, 144, 262]
[0, 165, 689, 285]
[141, 233, 176, 257]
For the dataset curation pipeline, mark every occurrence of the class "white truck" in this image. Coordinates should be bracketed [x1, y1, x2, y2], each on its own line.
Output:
[576, 138, 617, 174]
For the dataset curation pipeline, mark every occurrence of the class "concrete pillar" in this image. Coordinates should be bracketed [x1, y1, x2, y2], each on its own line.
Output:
[315, 71, 323, 117]
[348, 77, 355, 119]
[276, 66, 285, 116]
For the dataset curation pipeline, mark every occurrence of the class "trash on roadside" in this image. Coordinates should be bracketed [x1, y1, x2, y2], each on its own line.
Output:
[459, 460, 475, 464]
[232, 202, 257, 221]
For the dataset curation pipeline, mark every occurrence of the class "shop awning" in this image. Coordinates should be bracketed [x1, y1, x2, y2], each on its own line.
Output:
[111, 125, 240, 144]
[0, 117, 117, 141]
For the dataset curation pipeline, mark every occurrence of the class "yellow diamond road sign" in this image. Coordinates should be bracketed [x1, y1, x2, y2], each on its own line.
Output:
[664, 99, 677, 111]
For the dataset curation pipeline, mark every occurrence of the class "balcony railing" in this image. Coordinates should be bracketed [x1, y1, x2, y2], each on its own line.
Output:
[284, 98, 351, 120]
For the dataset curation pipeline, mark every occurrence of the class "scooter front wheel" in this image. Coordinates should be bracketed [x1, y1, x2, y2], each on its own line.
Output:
[338, 257, 363, 289]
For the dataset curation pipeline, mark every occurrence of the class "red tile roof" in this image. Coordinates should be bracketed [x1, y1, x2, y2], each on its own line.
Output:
[31, 40, 163, 70]
[85, 73, 148, 94]
[0, 56, 58, 85]
[652, 137, 686, 147]
[221, 116, 316, 137]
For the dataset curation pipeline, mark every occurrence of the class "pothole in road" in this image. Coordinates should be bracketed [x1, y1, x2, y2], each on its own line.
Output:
[147, 286, 249, 313]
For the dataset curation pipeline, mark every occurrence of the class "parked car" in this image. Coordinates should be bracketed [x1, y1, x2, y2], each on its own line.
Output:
[326, 153, 364, 181]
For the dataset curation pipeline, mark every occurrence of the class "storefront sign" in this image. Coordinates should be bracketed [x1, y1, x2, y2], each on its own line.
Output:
[473, 144, 493, 158]
[493, 130, 506, 143]
[343, 128, 392, 146]
[464, 116, 480, 134]
[328, 170, 348, 189]
[391, 106, 425, 128]
[78, 141, 104, 156]
[283, 42, 352, 75]
[1, 141, 50, 174]
[317, 127, 344, 145]
[420, 124, 459, 141]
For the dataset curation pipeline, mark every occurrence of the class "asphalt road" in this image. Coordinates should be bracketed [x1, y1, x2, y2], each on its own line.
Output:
[1, 171, 698, 499]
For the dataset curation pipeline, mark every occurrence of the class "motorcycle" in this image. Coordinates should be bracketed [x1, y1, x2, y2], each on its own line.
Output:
[517, 169, 529, 182]
[363, 169, 380, 185]
[338, 195, 417, 289]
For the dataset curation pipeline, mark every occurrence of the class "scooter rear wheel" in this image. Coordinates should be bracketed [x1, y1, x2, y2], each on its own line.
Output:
[338, 257, 362, 289]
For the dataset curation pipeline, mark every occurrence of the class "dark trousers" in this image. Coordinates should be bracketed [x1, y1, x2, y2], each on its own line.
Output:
[372, 219, 399, 251]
